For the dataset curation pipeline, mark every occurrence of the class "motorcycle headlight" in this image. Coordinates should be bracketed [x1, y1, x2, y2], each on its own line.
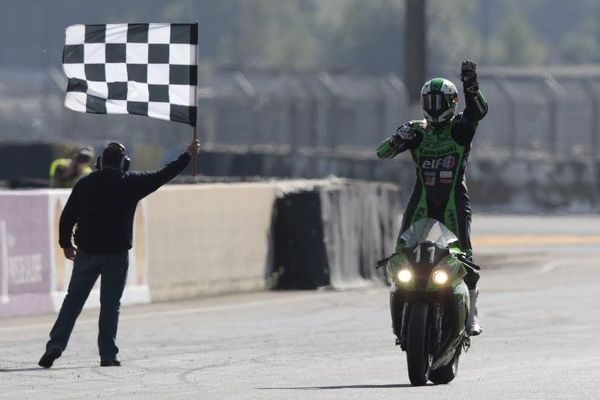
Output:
[397, 268, 412, 283]
[432, 270, 449, 285]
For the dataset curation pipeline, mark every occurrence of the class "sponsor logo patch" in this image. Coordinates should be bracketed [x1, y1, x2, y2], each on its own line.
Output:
[421, 154, 457, 171]
[442, 155, 456, 169]
[425, 176, 436, 186]
[440, 170, 453, 179]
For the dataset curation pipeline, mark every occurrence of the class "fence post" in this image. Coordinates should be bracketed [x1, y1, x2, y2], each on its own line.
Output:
[581, 79, 600, 160]
[542, 74, 563, 158]
[288, 76, 303, 154]
[388, 75, 410, 123]
[233, 72, 258, 147]
[375, 78, 388, 144]
[303, 78, 319, 150]
[318, 73, 339, 151]
[495, 77, 518, 156]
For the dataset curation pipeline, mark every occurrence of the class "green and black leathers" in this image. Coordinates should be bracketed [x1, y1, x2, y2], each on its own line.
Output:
[377, 86, 488, 288]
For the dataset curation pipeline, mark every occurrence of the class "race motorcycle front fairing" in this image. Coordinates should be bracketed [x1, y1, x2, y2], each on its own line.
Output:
[378, 218, 479, 386]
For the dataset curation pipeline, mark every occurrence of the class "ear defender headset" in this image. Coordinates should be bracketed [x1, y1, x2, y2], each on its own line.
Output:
[96, 142, 131, 172]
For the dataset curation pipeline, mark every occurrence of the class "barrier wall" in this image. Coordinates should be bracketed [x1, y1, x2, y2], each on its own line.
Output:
[0, 179, 401, 317]
[271, 190, 330, 289]
[0, 190, 150, 318]
[319, 181, 400, 288]
[0, 191, 54, 317]
[270, 180, 401, 290]
[145, 183, 278, 301]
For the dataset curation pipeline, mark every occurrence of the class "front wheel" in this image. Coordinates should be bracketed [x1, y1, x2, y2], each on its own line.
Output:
[406, 301, 432, 386]
[429, 348, 461, 384]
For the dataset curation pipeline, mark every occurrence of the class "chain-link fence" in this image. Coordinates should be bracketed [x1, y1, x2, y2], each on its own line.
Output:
[1, 67, 600, 160]
[199, 70, 409, 154]
[474, 68, 600, 159]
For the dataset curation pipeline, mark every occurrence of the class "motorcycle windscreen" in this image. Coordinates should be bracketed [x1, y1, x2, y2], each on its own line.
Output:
[399, 218, 459, 248]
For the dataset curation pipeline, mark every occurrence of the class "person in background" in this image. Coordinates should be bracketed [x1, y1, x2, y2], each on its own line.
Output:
[49, 146, 95, 188]
[39, 139, 200, 368]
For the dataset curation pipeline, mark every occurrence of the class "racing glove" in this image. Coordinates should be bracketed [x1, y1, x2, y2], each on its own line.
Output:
[390, 123, 416, 147]
[461, 59, 479, 93]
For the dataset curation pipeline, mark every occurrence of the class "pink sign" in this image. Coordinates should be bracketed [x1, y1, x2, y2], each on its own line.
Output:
[0, 192, 54, 317]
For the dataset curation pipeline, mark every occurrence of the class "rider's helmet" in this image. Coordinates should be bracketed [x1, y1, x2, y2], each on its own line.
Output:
[420, 78, 459, 127]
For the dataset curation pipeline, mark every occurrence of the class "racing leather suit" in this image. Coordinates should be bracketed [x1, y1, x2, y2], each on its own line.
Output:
[377, 83, 488, 289]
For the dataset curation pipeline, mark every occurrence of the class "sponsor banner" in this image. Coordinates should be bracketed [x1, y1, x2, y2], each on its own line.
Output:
[440, 171, 453, 179]
[48, 191, 150, 311]
[0, 191, 54, 317]
[0, 189, 150, 318]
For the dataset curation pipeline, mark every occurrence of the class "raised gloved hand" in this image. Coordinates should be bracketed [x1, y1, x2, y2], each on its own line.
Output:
[390, 123, 416, 147]
[461, 59, 479, 93]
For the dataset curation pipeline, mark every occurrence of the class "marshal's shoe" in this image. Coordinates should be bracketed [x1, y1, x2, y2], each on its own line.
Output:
[38, 348, 62, 369]
[100, 359, 121, 367]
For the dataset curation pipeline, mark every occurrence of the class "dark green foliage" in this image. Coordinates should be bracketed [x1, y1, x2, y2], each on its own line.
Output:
[0, 0, 597, 73]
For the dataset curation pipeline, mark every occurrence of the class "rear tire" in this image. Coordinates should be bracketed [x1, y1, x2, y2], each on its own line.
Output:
[429, 348, 461, 384]
[406, 301, 431, 386]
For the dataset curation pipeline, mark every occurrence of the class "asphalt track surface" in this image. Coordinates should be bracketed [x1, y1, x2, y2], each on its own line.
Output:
[1, 214, 600, 399]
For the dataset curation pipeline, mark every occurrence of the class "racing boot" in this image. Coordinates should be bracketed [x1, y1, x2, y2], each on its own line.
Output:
[390, 288, 404, 346]
[467, 288, 483, 336]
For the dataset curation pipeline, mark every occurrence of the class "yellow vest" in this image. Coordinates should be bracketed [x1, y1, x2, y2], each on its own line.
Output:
[49, 159, 93, 188]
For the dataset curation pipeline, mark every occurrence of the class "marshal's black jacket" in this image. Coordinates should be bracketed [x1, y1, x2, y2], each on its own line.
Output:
[59, 152, 190, 254]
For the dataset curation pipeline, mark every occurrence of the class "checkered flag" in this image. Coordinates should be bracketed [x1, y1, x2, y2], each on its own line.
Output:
[63, 23, 198, 126]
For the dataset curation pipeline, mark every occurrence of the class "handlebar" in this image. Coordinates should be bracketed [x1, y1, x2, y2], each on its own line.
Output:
[455, 254, 482, 271]
[376, 252, 400, 269]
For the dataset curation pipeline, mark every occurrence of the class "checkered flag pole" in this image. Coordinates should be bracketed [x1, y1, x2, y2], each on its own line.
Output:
[63, 23, 198, 127]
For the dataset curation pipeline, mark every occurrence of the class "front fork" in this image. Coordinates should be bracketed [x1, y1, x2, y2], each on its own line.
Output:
[391, 287, 466, 354]
[390, 288, 404, 341]
[390, 289, 442, 353]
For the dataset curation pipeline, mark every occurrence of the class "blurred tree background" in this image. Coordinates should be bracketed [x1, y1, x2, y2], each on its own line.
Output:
[1, 0, 599, 73]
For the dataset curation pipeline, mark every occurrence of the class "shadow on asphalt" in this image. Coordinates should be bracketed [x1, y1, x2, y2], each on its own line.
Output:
[257, 383, 430, 390]
[0, 366, 87, 372]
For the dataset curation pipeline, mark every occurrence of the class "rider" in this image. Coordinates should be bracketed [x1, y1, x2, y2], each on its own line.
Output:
[376, 60, 488, 337]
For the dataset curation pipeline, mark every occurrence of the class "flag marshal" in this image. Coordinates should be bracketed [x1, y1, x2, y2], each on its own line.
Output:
[63, 23, 198, 126]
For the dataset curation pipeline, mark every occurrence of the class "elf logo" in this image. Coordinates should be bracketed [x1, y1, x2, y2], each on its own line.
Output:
[421, 155, 456, 170]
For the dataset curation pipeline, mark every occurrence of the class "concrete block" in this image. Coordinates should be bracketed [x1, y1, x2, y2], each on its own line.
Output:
[145, 183, 278, 301]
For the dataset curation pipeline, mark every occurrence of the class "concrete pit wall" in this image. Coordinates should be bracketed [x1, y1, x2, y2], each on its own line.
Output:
[270, 180, 401, 290]
[145, 183, 278, 302]
[0, 179, 400, 317]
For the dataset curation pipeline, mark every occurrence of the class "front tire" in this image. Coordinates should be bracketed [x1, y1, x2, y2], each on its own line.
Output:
[406, 301, 432, 386]
[429, 348, 461, 384]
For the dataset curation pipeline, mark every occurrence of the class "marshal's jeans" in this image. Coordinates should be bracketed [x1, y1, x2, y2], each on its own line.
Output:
[45, 249, 128, 360]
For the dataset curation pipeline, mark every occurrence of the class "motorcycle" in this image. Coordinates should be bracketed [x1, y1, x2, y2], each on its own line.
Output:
[377, 218, 481, 386]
